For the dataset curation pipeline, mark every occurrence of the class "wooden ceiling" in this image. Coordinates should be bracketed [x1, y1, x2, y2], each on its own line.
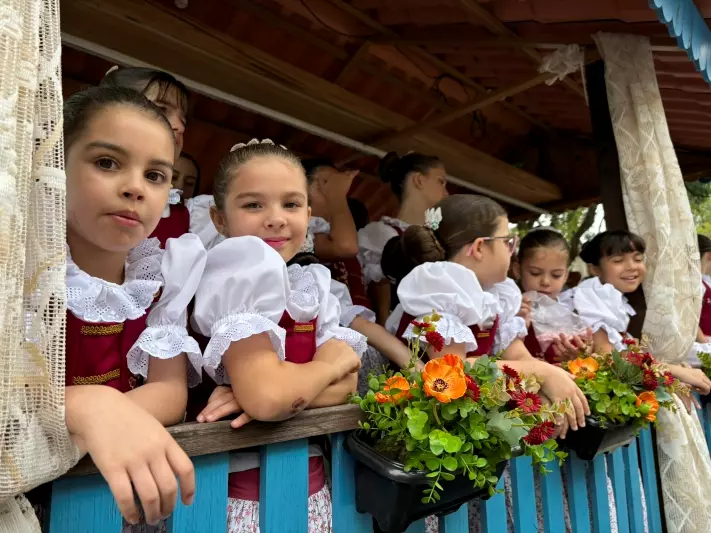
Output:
[60, 0, 711, 219]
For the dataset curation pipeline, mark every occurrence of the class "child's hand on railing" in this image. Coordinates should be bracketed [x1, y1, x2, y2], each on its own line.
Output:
[313, 340, 362, 382]
[667, 365, 711, 396]
[197, 385, 253, 429]
[537, 363, 590, 432]
[550, 330, 593, 362]
[66, 386, 195, 526]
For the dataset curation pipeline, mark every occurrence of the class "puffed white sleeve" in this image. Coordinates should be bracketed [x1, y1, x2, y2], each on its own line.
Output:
[490, 278, 528, 353]
[397, 262, 500, 353]
[127, 234, 207, 387]
[192, 236, 290, 384]
[688, 342, 711, 368]
[309, 216, 331, 235]
[357, 222, 399, 285]
[302, 265, 368, 356]
[572, 277, 633, 351]
[330, 279, 376, 326]
[186, 194, 225, 251]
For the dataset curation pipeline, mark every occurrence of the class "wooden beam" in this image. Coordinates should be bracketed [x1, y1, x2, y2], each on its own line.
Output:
[323, 0, 551, 131]
[457, 0, 585, 98]
[335, 41, 371, 86]
[61, 0, 561, 204]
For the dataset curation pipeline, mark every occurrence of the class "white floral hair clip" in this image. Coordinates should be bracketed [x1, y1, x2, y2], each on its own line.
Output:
[230, 138, 288, 152]
[424, 207, 442, 231]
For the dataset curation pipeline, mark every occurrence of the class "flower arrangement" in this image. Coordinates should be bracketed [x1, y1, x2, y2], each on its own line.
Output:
[563, 339, 684, 428]
[699, 351, 711, 380]
[351, 312, 567, 503]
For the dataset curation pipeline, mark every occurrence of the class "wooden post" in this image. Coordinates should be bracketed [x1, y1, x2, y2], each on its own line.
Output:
[585, 60, 646, 337]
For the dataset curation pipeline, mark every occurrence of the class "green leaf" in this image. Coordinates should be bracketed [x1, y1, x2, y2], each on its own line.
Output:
[440, 472, 455, 481]
[425, 458, 441, 471]
[443, 434, 463, 453]
[442, 457, 458, 471]
[368, 377, 380, 390]
[426, 472, 439, 478]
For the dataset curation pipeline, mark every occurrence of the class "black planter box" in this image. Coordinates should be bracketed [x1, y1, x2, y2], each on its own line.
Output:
[344, 432, 507, 533]
[558, 416, 638, 461]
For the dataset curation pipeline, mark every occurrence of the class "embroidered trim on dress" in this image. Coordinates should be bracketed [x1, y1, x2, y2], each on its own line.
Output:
[80, 323, 124, 336]
[72, 368, 120, 385]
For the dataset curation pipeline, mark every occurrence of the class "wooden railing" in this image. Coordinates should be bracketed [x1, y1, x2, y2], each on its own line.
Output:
[46, 403, 711, 533]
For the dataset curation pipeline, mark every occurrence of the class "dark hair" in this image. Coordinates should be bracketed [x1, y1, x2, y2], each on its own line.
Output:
[301, 158, 335, 178]
[699, 234, 711, 256]
[213, 140, 306, 210]
[288, 252, 320, 267]
[63, 86, 174, 152]
[347, 197, 369, 231]
[518, 228, 570, 262]
[378, 151, 442, 202]
[579, 230, 646, 266]
[381, 194, 506, 283]
[100, 67, 189, 115]
[179, 152, 201, 194]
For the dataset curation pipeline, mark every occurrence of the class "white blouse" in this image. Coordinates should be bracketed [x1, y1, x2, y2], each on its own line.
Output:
[357, 216, 409, 285]
[300, 216, 331, 254]
[66, 234, 207, 386]
[192, 236, 367, 385]
[386, 262, 527, 354]
[569, 277, 636, 351]
[162, 188, 182, 218]
[330, 279, 375, 327]
[185, 194, 225, 251]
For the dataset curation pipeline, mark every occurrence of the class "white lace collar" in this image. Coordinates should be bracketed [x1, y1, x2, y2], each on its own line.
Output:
[578, 277, 636, 318]
[380, 216, 410, 232]
[66, 238, 164, 323]
[162, 189, 182, 218]
[286, 264, 322, 322]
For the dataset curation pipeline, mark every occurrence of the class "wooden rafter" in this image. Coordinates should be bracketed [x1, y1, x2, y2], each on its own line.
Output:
[323, 0, 551, 131]
[457, 0, 585, 98]
[60, 0, 561, 205]
[335, 41, 371, 86]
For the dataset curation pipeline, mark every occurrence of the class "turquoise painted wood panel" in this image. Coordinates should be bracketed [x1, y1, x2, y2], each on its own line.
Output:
[259, 439, 309, 533]
[166, 452, 230, 533]
[650, 0, 711, 83]
[564, 456, 591, 533]
[330, 433, 371, 533]
[510, 456, 537, 533]
[704, 404, 711, 456]
[480, 477, 507, 533]
[438, 504, 468, 533]
[540, 461, 566, 533]
[49, 474, 123, 533]
[607, 450, 630, 533]
[637, 430, 663, 533]
[405, 519, 427, 533]
[622, 442, 645, 533]
[589, 455, 612, 533]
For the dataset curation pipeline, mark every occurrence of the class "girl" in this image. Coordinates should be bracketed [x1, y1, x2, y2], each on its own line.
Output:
[101, 66, 190, 245]
[689, 234, 711, 367]
[358, 151, 448, 325]
[60, 86, 205, 527]
[514, 228, 592, 363]
[174, 152, 201, 200]
[575, 230, 711, 398]
[191, 139, 365, 532]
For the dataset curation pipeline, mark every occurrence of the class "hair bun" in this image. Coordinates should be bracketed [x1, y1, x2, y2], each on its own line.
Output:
[378, 151, 401, 184]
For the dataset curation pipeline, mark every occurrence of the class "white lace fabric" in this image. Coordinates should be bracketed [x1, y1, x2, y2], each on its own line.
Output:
[162, 188, 182, 218]
[571, 277, 634, 350]
[357, 217, 409, 284]
[330, 280, 375, 326]
[66, 238, 163, 323]
[594, 32, 711, 532]
[401, 311, 477, 353]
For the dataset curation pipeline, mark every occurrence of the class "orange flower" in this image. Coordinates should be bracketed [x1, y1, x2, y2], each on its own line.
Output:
[422, 357, 466, 403]
[568, 357, 599, 379]
[635, 391, 660, 422]
[375, 376, 412, 404]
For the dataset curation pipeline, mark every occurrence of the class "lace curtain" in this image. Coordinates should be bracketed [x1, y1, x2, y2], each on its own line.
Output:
[593, 32, 711, 533]
[0, 0, 79, 531]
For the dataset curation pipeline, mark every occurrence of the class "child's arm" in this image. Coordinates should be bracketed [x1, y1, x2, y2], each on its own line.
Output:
[313, 171, 359, 260]
[126, 356, 188, 426]
[66, 385, 194, 526]
[309, 372, 358, 408]
[371, 281, 393, 326]
[350, 316, 413, 368]
[697, 326, 708, 343]
[224, 334, 360, 421]
[592, 329, 615, 353]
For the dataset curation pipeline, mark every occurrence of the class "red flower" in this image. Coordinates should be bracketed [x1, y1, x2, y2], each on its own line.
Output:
[510, 390, 542, 413]
[465, 375, 481, 402]
[642, 370, 658, 391]
[663, 371, 675, 387]
[502, 365, 522, 385]
[640, 353, 655, 366]
[623, 338, 637, 347]
[524, 421, 556, 445]
[425, 330, 445, 352]
[626, 352, 644, 367]
[411, 321, 430, 329]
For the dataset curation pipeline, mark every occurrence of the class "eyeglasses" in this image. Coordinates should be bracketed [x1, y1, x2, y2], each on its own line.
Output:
[467, 235, 518, 257]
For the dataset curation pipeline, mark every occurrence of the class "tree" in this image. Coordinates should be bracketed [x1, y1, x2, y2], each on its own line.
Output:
[687, 181, 711, 236]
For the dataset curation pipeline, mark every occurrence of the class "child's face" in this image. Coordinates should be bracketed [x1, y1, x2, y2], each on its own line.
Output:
[213, 156, 310, 262]
[458, 216, 514, 289]
[417, 165, 449, 208]
[65, 105, 174, 253]
[144, 84, 186, 157]
[594, 251, 646, 293]
[173, 155, 198, 197]
[519, 247, 569, 298]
